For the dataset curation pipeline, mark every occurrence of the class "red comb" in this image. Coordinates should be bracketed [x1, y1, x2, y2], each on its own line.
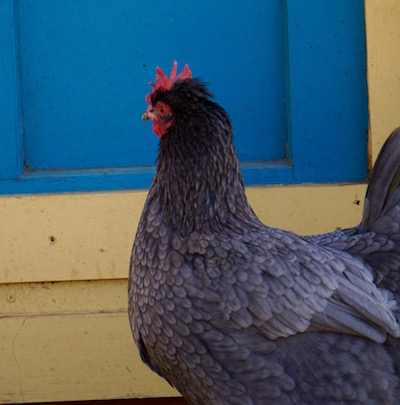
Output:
[145, 61, 192, 103]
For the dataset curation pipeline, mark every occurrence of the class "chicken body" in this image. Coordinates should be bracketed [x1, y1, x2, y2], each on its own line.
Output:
[129, 68, 400, 404]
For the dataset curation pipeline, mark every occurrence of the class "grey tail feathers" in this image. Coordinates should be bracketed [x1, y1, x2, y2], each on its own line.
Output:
[359, 127, 400, 233]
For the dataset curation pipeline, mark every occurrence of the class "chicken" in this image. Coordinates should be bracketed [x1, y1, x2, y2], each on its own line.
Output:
[128, 61, 400, 405]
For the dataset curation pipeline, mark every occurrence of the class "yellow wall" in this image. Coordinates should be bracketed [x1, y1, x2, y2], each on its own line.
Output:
[1, 2, 400, 402]
[365, 1, 400, 160]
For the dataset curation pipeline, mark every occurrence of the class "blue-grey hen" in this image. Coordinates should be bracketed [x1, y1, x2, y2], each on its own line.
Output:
[128, 61, 400, 404]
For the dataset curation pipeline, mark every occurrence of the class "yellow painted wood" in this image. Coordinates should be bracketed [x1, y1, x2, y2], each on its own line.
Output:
[0, 312, 178, 404]
[0, 185, 365, 284]
[0, 280, 126, 316]
[246, 184, 365, 234]
[365, 0, 400, 161]
[0, 192, 146, 284]
[1, 3, 400, 403]
[0, 280, 180, 402]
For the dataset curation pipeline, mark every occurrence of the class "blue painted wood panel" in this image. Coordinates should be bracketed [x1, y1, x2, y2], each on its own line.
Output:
[0, 0, 368, 194]
[286, 1, 368, 182]
[0, 0, 22, 179]
[18, 0, 286, 170]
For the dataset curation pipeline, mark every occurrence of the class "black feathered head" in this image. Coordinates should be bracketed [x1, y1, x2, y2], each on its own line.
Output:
[142, 61, 192, 138]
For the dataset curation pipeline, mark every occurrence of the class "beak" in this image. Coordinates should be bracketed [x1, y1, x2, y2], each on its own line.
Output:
[142, 105, 155, 121]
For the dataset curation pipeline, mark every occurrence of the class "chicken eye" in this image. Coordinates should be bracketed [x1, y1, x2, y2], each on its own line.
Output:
[156, 102, 168, 117]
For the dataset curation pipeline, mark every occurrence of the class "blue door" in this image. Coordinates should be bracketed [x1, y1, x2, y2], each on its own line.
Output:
[0, 0, 368, 194]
